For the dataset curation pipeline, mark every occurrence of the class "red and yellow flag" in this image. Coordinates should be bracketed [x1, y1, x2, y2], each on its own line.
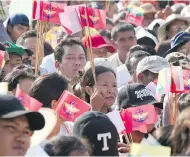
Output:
[32, 0, 66, 24]
[0, 50, 5, 69]
[79, 6, 106, 29]
[54, 90, 91, 121]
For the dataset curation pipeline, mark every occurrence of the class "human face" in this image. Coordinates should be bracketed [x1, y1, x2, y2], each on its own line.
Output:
[139, 71, 158, 86]
[96, 72, 118, 107]
[9, 25, 29, 43]
[115, 31, 137, 62]
[56, 44, 86, 80]
[178, 41, 190, 57]
[92, 47, 107, 58]
[9, 54, 22, 69]
[129, 56, 148, 83]
[167, 20, 187, 39]
[142, 13, 155, 28]
[22, 52, 31, 65]
[24, 37, 37, 54]
[23, 37, 37, 66]
[0, 116, 31, 156]
[2, 51, 10, 76]
[19, 79, 34, 94]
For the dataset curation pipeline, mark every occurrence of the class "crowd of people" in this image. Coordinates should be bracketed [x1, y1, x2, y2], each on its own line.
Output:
[0, 0, 190, 156]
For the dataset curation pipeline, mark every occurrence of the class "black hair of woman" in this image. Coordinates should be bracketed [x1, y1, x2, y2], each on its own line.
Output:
[44, 136, 91, 156]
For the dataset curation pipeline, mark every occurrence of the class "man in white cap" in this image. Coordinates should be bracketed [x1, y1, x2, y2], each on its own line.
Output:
[136, 56, 169, 86]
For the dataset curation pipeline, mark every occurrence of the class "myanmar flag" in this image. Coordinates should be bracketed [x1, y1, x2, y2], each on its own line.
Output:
[125, 5, 144, 26]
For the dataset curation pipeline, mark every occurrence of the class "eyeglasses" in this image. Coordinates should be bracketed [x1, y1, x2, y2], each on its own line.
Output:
[170, 25, 187, 32]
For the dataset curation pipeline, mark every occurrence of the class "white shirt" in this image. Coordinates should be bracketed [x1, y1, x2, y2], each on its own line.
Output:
[25, 122, 73, 156]
[40, 53, 56, 74]
[108, 53, 123, 71]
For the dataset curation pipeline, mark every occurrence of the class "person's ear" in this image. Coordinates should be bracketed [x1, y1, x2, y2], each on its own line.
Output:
[85, 86, 94, 96]
[137, 73, 143, 81]
[55, 60, 60, 70]
[111, 39, 118, 49]
[51, 100, 57, 109]
[7, 25, 13, 34]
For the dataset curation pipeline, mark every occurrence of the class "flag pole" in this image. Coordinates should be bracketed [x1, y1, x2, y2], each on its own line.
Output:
[106, 0, 110, 12]
[35, 21, 47, 76]
[84, 7, 97, 85]
[173, 93, 178, 122]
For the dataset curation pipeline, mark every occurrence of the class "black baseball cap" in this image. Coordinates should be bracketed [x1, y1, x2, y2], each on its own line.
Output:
[0, 95, 45, 131]
[73, 111, 119, 156]
[117, 83, 162, 110]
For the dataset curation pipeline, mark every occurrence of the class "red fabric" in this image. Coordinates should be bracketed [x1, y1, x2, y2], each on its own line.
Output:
[54, 91, 91, 121]
[0, 50, 4, 68]
[120, 109, 133, 133]
[170, 66, 184, 93]
[79, 6, 106, 29]
[82, 35, 115, 53]
[125, 12, 144, 26]
[15, 85, 42, 111]
[173, 0, 189, 4]
[32, 1, 65, 24]
[127, 105, 158, 133]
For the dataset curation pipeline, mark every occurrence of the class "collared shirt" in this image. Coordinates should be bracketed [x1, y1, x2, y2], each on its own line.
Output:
[40, 53, 56, 74]
[108, 52, 123, 72]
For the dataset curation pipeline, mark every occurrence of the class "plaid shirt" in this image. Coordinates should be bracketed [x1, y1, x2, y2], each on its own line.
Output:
[0, 1, 7, 21]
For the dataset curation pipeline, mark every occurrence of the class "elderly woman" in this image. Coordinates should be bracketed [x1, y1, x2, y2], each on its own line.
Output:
[156, 14, 190, 56]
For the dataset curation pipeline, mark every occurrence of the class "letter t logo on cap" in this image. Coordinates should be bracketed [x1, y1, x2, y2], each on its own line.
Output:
[97, 132, 111, 151]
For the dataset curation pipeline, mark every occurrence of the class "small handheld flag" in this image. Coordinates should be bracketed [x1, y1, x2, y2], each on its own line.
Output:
[120, 109, 133, 133]
[127, 104, 158, 133]
[0, 50, 5, 69]
[125, 5, 144, 26]
[32, 0, 66, 24]
[0, 82, 8, 95]
[130, 143, 171, 156]
[54, 91, 91, 121]
[79, 6, 106, 29]
[59, 10, 82, 35]
[15, 85, 42, 111]
[107, 111, 126, 134]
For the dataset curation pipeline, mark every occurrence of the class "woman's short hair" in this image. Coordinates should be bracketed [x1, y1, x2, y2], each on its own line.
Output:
[44, 136, 91, 156]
